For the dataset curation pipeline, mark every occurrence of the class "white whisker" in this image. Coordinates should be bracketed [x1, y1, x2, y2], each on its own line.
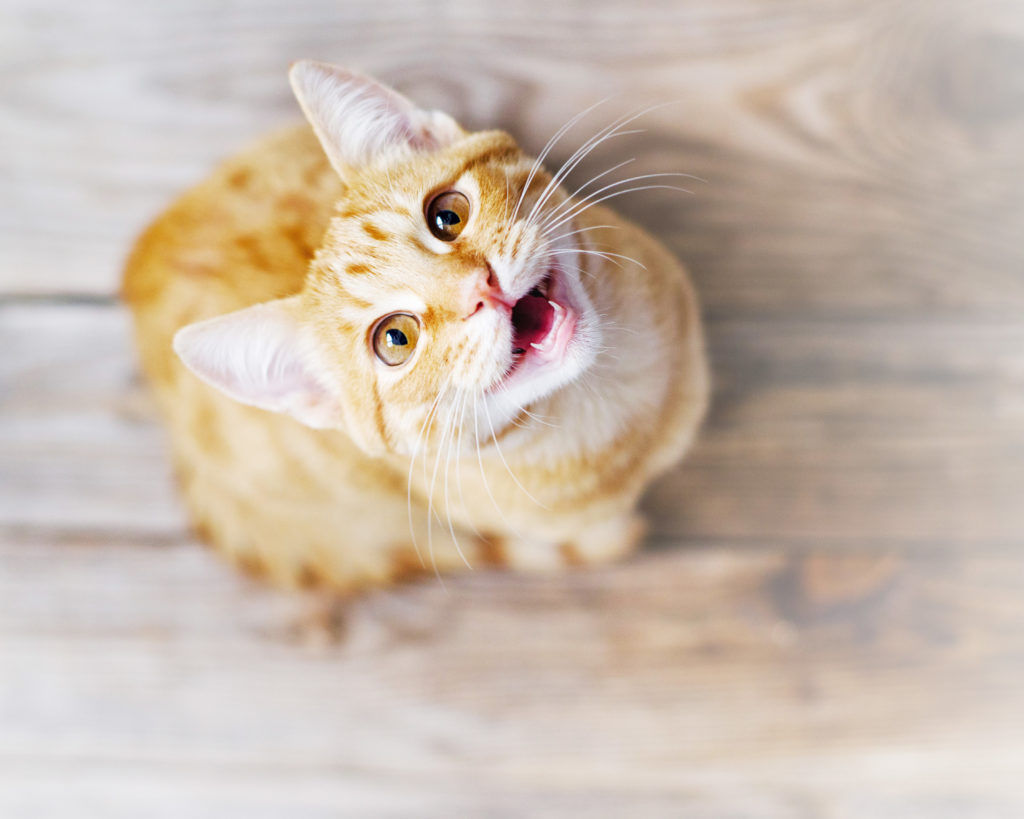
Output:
[427, 384, 462, 581]
[483, 401, 549, 510]
[473, 400, 530, 539]
[541, 172, 698, 236]
[596, 316, 640, 336]
[520, 407, 559, 429]
[454, 391, 482, 539]
[524, 121, 645, 229]
[532, 153, 639, 232]
[526, 101, 682, 230]
[539, 158, 636, 231]
[540, 247, 643, 274]
[542, 182, 695, 238]
[443, 391, 473, 569]
[407, 374, 452, 574]
[541, 223, 620, 246]
[542, 248, 647, 271]
[511, 97, 611, 225]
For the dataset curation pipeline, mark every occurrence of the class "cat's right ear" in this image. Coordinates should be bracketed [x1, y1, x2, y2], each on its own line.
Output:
[172, 297, 342, 430]
[289, 60, 465, 178]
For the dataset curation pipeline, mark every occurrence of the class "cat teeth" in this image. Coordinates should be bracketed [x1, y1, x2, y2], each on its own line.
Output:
[527, 300, 566, 355]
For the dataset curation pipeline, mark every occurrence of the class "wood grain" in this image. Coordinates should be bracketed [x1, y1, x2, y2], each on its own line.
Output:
[2, 534, 1022, 817]
[3, 0, 1024, 814]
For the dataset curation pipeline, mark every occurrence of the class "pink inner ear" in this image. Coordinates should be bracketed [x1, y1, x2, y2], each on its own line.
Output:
[172, 299, 336, 428]
[246, 341, 320, 401]
[289, 61, 462, 173]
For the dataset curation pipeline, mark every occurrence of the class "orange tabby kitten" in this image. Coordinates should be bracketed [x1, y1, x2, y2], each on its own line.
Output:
[122, 62, 708, 591]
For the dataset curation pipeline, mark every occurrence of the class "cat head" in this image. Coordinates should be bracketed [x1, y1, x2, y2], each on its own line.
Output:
[174, 61, 602, 456]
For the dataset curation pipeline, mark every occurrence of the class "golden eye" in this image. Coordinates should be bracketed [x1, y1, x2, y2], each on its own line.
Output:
[372, 313, 421, 366]
[426, 191, 470, 241]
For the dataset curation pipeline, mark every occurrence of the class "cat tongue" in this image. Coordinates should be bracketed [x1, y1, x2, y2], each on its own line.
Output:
[511, 293, 555, 350]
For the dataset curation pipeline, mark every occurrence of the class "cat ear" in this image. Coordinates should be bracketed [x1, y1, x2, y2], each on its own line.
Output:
[288, 60, 464, 176]
[173, 297, 341, 430]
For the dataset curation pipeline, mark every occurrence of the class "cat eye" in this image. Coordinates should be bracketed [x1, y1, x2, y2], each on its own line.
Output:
[426, 191, 470, 241]
[371, 313, 421, 366]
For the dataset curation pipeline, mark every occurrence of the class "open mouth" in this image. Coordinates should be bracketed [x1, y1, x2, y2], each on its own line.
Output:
[503, 266, 578, 384]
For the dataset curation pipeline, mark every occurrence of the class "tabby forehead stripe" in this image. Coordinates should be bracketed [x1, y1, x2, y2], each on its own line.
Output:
[362, 222, 390, 242]
[462, 142, 521, 171]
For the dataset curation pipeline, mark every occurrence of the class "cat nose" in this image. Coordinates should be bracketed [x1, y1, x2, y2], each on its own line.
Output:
[463, 265, 512, 318]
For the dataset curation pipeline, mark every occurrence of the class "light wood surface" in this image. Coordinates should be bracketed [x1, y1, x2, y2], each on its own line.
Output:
[3, 0, 1023, 815]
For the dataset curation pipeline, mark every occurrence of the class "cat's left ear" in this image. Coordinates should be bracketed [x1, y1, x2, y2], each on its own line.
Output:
[172, 296, 341, 430]
[289, 60, 465, 178]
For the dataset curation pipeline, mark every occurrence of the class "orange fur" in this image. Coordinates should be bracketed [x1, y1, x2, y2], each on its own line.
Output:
[122, 63, 708, 591]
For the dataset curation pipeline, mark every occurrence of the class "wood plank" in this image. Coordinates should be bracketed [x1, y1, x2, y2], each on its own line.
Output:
[1, 534, 1021, 816]
[3, 0, 1023, 318]
[3, 302, 1023, 543]
[0, 302, 186, 535]
[647, 316, 1024, 542]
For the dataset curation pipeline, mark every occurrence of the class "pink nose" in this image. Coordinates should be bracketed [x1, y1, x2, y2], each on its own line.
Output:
[463, 266, 512, 318]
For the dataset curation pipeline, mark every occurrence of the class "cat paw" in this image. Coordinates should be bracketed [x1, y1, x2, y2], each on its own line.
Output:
[498, 514, 647, 572]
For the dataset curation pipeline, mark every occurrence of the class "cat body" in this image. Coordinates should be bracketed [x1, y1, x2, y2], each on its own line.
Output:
[122, 64, 708, 590]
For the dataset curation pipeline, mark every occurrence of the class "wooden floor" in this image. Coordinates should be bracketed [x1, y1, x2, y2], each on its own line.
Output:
[3, 0, 1024, 815]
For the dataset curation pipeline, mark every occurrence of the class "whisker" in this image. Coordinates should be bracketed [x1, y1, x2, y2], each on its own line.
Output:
[443, 391, 473, 569]
[454, 391, 482, 539]
[406, 375, 453, 570]
[526, 100, 683, 230]
[411, 376, 456, 577]
[520, 407, 559, 429]
[541, 171, 698, 236]
[592, 346, 622, 363]
[545, 250, 626, 271]
[524, 117, 649, 230]
[525, 131, 639, 229]
[533, 155, 638, 233]
[511, 97, 611, 225]
[472, 400, 530, 539]
[427, 384, 463, 581]
[541, 248, 647, 271]
[541, 223, 621, 246]
[596, 316, 640, 336]
[483, 402, 549, 511]
[542, 182, 695, 237]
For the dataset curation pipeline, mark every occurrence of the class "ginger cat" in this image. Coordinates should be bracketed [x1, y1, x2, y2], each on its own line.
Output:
[122, 62, 709, 591]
